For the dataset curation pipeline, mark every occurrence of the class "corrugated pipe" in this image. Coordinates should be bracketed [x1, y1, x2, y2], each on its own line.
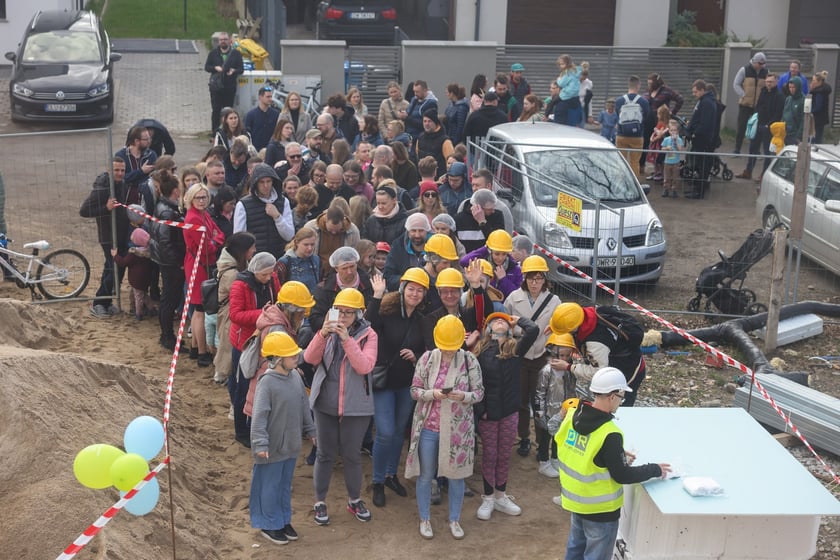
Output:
[659, 301, 840, 386]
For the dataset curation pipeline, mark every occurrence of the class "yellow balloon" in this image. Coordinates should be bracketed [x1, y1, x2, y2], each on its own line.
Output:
[73, 444, 126, 489]
[109, 453, 149, 492]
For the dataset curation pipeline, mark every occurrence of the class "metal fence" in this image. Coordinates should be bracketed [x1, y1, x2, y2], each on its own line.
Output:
[0, 128, 115, 303]
[345, 45, 401, 102]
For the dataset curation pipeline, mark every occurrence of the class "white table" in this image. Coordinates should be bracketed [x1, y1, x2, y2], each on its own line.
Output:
[614, 407, 840, 560]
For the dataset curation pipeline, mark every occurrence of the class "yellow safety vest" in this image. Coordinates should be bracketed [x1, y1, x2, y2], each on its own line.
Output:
[554, 410, 624, 514]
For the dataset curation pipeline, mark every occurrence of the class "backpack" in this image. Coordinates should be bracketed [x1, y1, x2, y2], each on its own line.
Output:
[237, 330, 266, 380]
[595, 306, 644, 354]
[618, 94, 643, 135]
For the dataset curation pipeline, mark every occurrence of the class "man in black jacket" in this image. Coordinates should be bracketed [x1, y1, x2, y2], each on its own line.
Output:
[204, 32, 244, 133]
[742, 73, 785, 179]
[455, 189, 505, 253]
[463, 91, 508, 160]
[326, 93, 360, 147]
[685, 80, 717, 199]
[79, 158, 129, 318]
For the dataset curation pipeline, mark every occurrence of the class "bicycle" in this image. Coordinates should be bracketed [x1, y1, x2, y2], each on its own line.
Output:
[0, 233, 91, 301]
[267, 79, 323, 123]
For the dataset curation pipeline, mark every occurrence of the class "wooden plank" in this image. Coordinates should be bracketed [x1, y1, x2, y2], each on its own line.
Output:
[773, 433, 802, 448]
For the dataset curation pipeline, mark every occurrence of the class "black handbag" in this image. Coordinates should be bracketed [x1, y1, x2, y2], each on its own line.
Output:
[201, 277, 221, 314]
[208, 72, 225, 93]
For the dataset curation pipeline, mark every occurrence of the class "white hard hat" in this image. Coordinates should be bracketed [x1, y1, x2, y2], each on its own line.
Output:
[590, 367, 633, 394]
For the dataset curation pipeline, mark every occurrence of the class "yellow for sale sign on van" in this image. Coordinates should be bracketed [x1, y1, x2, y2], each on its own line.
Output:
[556, 193, 582, 232]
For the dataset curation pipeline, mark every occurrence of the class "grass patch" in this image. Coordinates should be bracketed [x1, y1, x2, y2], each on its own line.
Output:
[91, 0, 237, 42]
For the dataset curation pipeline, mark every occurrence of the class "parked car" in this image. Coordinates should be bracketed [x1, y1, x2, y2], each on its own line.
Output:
[316, 0, 398, 44]
[755, 144, 840, 277]
[5, 10, 121, 123]
[475, 122, 667, 285]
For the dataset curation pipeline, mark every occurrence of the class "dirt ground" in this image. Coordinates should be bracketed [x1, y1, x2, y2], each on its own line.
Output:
[1, 130, 839, 558]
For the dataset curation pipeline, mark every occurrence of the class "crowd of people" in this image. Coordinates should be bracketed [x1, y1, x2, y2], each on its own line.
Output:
[84, 39, 836, 556]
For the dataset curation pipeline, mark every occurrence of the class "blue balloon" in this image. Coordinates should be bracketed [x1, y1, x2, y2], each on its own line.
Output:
[121, 477, 160, 516]
[124, 416, 165, 461]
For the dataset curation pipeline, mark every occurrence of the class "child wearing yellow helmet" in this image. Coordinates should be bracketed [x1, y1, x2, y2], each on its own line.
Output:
[458, 229, 523, 298]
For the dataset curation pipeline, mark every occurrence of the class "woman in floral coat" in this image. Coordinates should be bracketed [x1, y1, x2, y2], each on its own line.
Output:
[405, 315, 484, 541]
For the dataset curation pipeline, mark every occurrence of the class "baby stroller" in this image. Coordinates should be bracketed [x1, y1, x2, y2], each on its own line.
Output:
[673, 114, 734, 185]
[687, 228, 775, 315]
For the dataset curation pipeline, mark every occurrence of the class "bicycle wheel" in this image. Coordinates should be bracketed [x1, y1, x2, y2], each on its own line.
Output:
[36, 249, 90, 299]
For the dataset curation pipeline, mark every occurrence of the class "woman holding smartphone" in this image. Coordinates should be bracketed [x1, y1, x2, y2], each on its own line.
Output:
[303, 287, 378, 527]
[405, 315, 484, 540]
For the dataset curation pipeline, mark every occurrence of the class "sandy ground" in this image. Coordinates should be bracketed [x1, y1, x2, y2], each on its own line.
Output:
[0, 293, 570, 559]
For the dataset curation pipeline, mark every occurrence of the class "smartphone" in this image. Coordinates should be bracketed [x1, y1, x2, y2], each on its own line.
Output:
[327, 308, 339, 322]
[441, 387, 453, 394]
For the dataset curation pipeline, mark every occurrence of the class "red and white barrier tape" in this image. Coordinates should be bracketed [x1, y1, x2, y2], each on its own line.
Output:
[57, 207, 210, 558]
[56, 457, 171, 560]
[530, 240, 840, 484]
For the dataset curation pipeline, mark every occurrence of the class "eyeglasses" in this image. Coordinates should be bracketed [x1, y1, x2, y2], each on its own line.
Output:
[612, 392, 626, 403]
[288, 154, 302, 159]
[526, 275, 545, 282]
[194, 195, 209, 201]
[337, 309, 357, 317]
[423, 191, 438, 198]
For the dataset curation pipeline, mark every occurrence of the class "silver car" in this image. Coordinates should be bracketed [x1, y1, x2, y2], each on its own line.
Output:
[476, 122, 667, 285]
[755, 144, 840, 276]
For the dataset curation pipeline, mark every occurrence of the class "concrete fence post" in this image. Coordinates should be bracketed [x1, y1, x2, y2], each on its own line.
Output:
[279, 40, 347, 99]
[811, 43, 840, 129]
[721, 42, 754, 133]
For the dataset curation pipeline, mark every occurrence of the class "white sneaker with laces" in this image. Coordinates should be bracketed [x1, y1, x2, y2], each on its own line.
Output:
[494, 493, 522, 516]
[477, 495, 494, 520]
[550, 458, 562, 471]
[419, 520, 433, 539]
[538, 460, 559, 478]
[449, 520, 464, 539]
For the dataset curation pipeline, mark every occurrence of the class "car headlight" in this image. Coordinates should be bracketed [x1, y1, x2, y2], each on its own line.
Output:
[646, 219, 665, 246]
[543, 222, 573, 250]
[13, 83, 34, 97]
[88, 83, 110, 97]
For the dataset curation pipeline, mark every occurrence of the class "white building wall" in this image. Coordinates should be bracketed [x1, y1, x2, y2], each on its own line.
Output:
[1, 1, 78, 58]
[725, 0, 790, 48]
[453, 0, 507, 42]
[613, 0, 671, 46]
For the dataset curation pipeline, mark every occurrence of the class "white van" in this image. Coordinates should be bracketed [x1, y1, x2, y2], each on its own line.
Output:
[476, 122, 667, 285]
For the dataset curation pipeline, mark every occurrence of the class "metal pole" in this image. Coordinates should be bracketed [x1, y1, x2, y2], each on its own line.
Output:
[764, 228, 788, 352]
[590, 201, 600, 303]
[613, 208, 624, 306]
[106, 127, 121, 312]
[184, 0, 187, 32]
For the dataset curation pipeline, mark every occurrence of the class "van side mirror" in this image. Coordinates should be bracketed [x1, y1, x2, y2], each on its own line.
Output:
[5, 52, 16, 62]
[110, 52, 122, 63]
[497, 189, 515, 204]
[640, 184, 651, 195]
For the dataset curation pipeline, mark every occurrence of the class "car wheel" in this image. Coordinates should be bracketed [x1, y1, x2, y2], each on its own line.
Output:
[762, 209, 781, 231]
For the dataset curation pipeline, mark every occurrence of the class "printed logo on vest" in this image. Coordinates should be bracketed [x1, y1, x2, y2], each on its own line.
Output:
[564, 428, 589, 452]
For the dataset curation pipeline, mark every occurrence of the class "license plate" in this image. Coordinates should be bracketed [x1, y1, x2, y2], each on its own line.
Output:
[349, 12, 376, 19]
[594, 256, 636, 267]
[45, 104, 76, 112]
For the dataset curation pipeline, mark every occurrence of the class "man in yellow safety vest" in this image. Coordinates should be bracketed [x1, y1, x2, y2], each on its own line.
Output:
[555, 367, 671, 560]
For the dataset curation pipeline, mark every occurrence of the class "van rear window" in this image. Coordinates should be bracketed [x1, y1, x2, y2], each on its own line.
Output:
[524, 149, 640, 205]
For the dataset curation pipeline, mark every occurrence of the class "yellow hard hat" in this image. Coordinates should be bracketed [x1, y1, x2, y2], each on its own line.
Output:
[561, 398, 580, 412]
[276, 280, 316, 309]
[435, 267, 465, 289]
[433, 315, 466, 351]
[550, 302, 584, 334]
[424, 233, 459, 261]
[333, 287, 365, 309]
[547, 333, 576, 348]
[486, 230, 513, 253]
[521, 255, 549, 274]
[478, 259, 493, 277]
[400, 267, 430, 289]
[261, 331, 302, 358]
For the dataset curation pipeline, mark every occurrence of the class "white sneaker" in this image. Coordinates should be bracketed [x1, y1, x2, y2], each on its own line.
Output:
[449, 520, 464, 539]
[538, 460, 559, 478]
[477, 495, 494, 520]
[494, 493, 522, 516]
[419, 520, 433, 539]
[550, 458, 562, 471]
[552, 495, 563, 507]
[227, 404, 234, 420]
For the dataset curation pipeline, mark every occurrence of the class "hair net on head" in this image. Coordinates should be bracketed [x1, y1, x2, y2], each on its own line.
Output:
[432, 213, 456, 231]
[405, 213, 432, 231]
[329, 246, 360, 268]
[471, 189, 497, 207]
[248, 252, 277, 273]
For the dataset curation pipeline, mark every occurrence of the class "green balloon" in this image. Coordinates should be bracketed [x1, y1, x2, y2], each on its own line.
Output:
[73, 444, 125, 489]
[109, 453, 150, 492]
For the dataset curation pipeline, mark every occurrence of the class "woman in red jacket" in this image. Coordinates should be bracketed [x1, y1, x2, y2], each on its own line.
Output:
[183, 184, 226, 367]
[228, 251, 280, 448]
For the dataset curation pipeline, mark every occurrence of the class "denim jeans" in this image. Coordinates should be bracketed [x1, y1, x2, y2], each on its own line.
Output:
[565, 512, 619, 560]
[249, 458, 296, 530]
[372, 386, 414, 483]
[416, 429, 465, 522]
